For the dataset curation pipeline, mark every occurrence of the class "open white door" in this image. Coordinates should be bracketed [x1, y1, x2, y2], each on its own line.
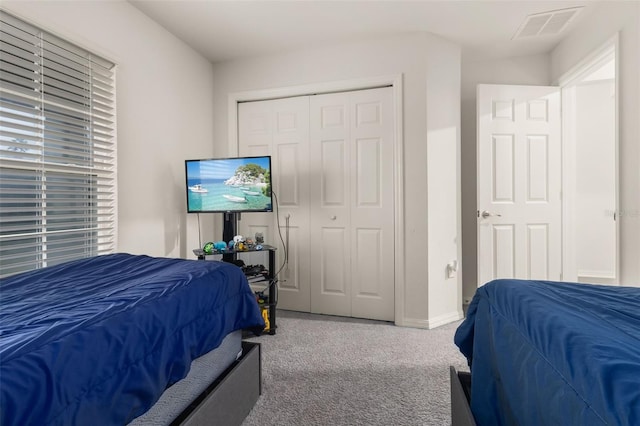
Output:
[477, 84, 561, 285]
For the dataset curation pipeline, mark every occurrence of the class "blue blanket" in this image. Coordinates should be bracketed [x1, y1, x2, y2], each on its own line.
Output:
[455, 279, 640, 426]
[0, 253, 264, 426]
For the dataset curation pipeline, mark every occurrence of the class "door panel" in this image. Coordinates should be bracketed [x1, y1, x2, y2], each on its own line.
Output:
[321, 139, 347, 206]
[478, 84, 561, 285]
[278, 225, 301, 292]
[310, 92, 351, 316]
[355, 138, 381, 206]
[492, 134, 515, 202]
[270, 98, 310, 312]
[236, 103, 273, 270]
[527, 135, 549, 202]
[275, 143, 301, 206]
[493, 224, 515, 278]
[527, 224, 549, 279]
[354, 228, 382, 296]
[349, 88, 394, 321]
[320, 227, 348, 295]
[238, 97, 311, 312]
[310, 87, 394, 321]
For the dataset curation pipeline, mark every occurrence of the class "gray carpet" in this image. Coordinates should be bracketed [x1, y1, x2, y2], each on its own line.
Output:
[242, 310, 469, 426]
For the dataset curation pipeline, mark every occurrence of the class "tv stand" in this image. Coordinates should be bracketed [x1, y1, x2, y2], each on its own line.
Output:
[222, 212, 239, 263]
[193, 244, 278, 335]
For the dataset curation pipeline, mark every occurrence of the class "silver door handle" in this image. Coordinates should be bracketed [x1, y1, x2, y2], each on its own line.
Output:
[481, 210, 502, 218]
[330, 215, 337, 220]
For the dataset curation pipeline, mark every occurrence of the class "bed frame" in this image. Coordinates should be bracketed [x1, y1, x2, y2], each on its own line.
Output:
[449, 366, 476, 426]
[171, 341, 261, 426]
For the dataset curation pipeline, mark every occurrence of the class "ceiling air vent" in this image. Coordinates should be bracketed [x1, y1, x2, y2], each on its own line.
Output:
[512, 7, 583, 39]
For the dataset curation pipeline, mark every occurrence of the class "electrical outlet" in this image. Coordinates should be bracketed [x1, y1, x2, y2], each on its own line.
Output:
[446, 266, 456, 279]
[284, 266, 290, 280]
[446, 260, 458, 279]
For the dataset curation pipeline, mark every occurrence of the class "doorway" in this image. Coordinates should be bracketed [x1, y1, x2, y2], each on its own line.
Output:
[476, 36, 619, 286]
[559, 35, 619, 284]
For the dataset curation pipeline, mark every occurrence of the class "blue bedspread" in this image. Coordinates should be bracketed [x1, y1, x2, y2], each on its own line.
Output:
[0, 253, 264, 426]
[455, 279, 640, 426]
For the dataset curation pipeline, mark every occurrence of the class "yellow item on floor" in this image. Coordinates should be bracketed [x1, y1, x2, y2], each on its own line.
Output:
[261, 306, 270, 332]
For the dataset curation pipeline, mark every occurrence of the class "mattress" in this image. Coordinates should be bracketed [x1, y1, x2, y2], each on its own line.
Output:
[454, 279, 640, 426]
[0, 253, 264, 426]
[130, 329, 243, 425]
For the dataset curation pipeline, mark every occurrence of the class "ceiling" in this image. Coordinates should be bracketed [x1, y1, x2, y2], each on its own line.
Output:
[129, 0, 602, 64]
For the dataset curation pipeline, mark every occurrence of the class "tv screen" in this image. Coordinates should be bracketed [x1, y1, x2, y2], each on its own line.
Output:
[185, 156, 273, 213]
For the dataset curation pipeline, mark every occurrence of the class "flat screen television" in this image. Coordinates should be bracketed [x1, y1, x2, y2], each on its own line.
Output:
[185, 155, 273, 213]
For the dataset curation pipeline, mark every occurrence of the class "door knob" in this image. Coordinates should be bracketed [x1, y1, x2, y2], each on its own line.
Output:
[481, 210, 502, 219]
[330, 215, 337, 220]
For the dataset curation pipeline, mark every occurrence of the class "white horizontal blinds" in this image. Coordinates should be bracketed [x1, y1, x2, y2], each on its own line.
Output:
[0, 11, 116, 277]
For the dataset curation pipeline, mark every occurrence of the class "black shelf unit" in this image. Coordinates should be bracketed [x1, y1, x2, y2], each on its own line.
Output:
[194, 245, 278, 335]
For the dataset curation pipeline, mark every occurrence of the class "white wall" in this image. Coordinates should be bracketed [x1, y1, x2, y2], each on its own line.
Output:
[3, 1, 215, 259]
[426, 39, 462, 326]
[460, 54, 550, 302]
[210, 32, 462, 327]
[551, 1, 640, 287]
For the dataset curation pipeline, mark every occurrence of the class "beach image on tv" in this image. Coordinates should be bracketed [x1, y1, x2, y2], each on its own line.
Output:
[186, 157, 272, 212]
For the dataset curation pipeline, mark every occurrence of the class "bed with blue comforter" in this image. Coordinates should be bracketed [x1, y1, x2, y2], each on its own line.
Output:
[454, 279, 640, 426]
[0, 253, 265, 426]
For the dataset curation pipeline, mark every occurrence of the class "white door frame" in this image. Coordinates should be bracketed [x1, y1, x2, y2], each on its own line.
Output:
[557, 33, 620, 283]
[227, 74, 406, 325]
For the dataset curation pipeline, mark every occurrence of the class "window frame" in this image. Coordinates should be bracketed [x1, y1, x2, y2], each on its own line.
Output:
[0, 10, 117, 277]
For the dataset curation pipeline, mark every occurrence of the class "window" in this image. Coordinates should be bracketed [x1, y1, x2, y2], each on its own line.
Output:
[0, 11, 116, 277]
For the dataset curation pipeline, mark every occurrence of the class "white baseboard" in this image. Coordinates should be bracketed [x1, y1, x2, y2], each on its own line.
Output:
[577, 269, 616, 279]
[399, 310, 463, 329]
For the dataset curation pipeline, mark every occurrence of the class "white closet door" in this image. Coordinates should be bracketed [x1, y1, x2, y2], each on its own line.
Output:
[238, 97, 311, 312]
[349, 87, 395, 321]
[309, 91, 352, 317]
[309, 87, 395, 321]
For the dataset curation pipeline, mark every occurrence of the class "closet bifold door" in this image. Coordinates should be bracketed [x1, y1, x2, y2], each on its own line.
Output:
[309, 92, 352, 317]
[309, 87, 395, 321]
[237, 97, 311, 312]
[238, 86, 395, 321]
